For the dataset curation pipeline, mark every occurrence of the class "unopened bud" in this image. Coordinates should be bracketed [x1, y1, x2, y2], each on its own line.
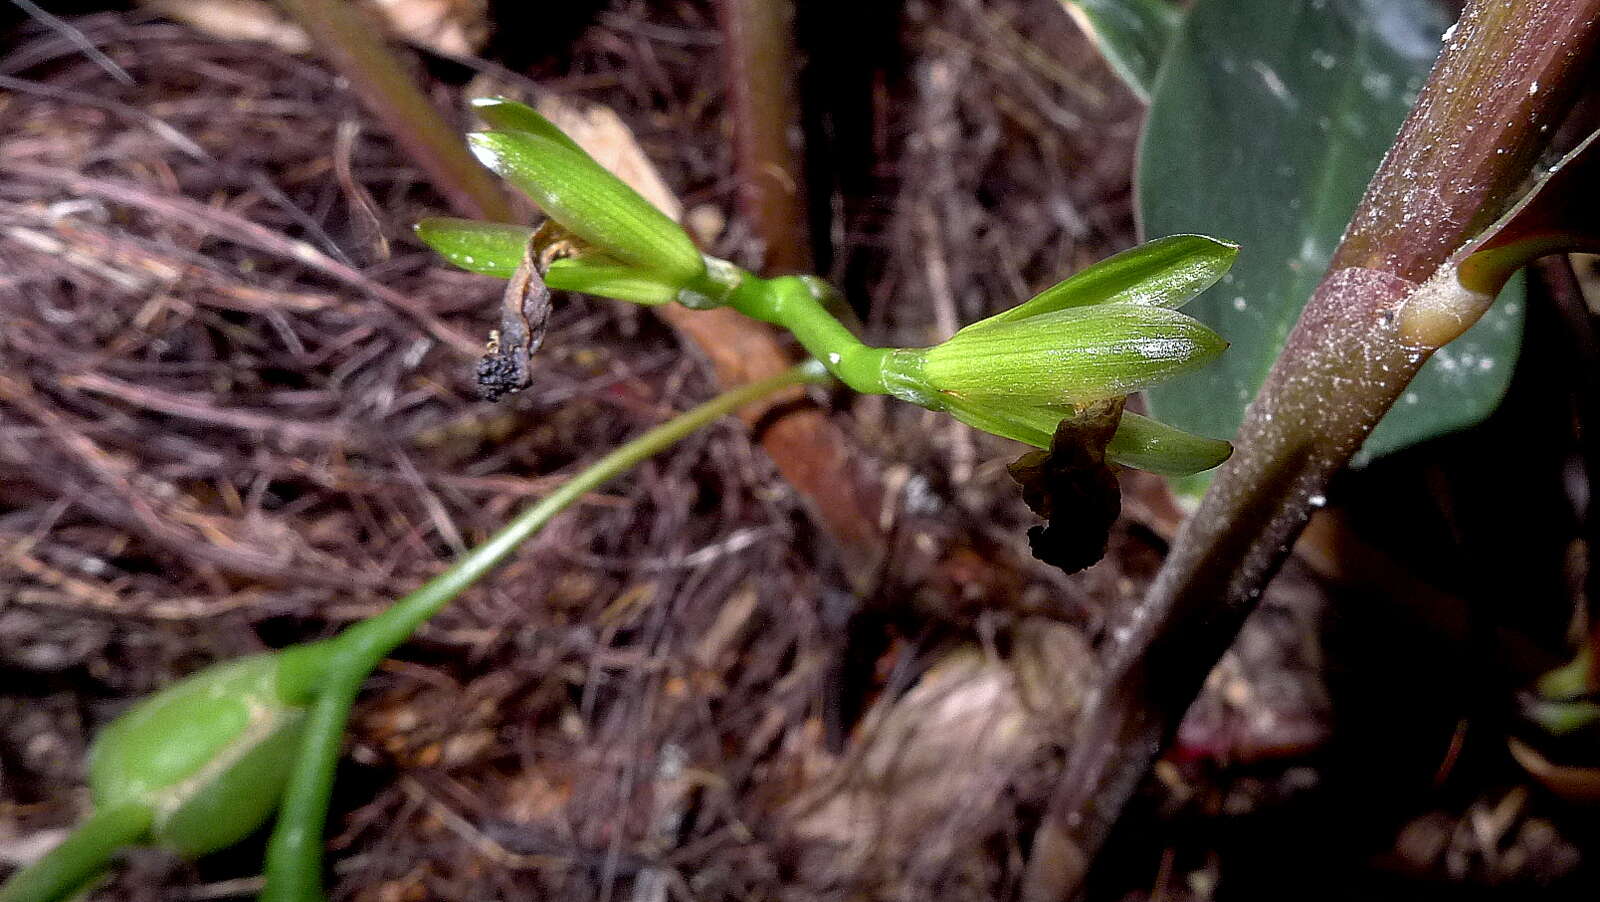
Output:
[88, 654, 306, 857]
[467, 129, 702, 283]
[964, 235, 1238, 331]
[923, 303, 1228, 407]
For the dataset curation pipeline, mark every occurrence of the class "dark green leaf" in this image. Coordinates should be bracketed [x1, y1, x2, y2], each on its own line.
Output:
[1058, 0, 1182, 103]
[1140, 0, 1524, 486]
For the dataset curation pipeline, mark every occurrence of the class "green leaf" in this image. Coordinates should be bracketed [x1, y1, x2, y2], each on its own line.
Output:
[942, 392, 1229, 476]
[468, 130, 703, 281]
[470, 96, 585, 152]
[1106, 410, 1232, 476]
[925, 303, 1227, 406]
[1058, 0, 1182, 102]
[545, 257, 680, 305]
[960, 234, 1237, 333]
[1139, 0, 1525, 485]
[414, 217, 532, 277]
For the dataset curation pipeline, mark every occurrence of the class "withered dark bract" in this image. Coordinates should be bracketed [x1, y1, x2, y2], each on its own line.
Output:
[1007, 399, 1124, 574]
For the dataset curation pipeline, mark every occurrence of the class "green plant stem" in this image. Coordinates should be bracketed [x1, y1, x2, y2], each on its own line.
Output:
[1023, 3, 1600, 898]
[262, 362, 828, 902]
[715, 273, 897, 396]
[0, 803, 152, 902]
[276, 0, 515, 223]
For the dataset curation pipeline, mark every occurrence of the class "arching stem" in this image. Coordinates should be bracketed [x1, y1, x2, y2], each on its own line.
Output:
[263, 362, 829, 901]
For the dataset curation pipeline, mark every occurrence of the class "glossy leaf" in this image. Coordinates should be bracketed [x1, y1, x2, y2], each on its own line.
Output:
[925, 303, 1227, 406]
[1058, 0, 1182, 102]
[414, 217, 531, 277]
[1140, 0, 1525, 483]
[468, 130, 703, 281]
[959, 234, 1237, 333]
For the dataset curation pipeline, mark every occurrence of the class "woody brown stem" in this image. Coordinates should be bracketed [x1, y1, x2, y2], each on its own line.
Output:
[715, 0, 813, 274]
[1024, 2, 1600, 898]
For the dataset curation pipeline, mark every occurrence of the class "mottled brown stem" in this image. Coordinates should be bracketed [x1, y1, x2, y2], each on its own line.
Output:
[1024, 3, 1600, 898]
[277, 0, 515, 223]
[715, 0, 812, 273]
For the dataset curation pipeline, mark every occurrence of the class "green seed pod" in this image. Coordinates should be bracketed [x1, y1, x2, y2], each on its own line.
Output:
[923, 302, 1228, 407]
[467, 130, 703, 283]
[88, 653, 307, 858]
[414, 218, 533, 277]
[544, 257, 680, 305]
[960, 235, 1238, 332]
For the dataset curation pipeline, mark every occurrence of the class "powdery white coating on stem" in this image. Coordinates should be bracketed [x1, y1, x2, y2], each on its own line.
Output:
[1148, 266, 1425, 624]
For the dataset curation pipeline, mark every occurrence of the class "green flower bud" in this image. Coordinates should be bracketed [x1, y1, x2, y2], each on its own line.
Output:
[544, 257, 680, 305]
[922, 303, 1228, 407]
[414, 218, 533, 277]
[960, 235, 1238, 332]
[88, 653, 307, 857]
[466, 130, 703, 282]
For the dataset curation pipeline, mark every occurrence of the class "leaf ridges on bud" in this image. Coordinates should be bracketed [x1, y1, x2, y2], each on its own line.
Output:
[959, 234, 1238, 332]
[545, 257, 680, 305]
[414, 218, 532, 277]
[925, 302, 1228, 406]
[466, 130, 702, 282]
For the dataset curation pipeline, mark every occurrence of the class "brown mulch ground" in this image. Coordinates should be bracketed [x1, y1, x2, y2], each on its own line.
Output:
[2, 3, 1597, 901]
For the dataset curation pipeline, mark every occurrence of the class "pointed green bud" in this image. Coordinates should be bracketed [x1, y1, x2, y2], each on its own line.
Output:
[414, 217, 533, 277]
[923, 303, 1228, 406]
[939, 396, 1230, 476]
[959, 235, 1238, 332]
[88, 654, 307, 858]
[545, 257, 679, 305]
[940, 393, 1068, 449]
[469, 96, 584, 153]
[467, 130, 702, 282]
[1105, 411, 1232, 476]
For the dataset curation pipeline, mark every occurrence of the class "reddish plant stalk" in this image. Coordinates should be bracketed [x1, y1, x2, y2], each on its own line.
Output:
[715, 0, 813, 274]
[1024, 2, 1600, 898]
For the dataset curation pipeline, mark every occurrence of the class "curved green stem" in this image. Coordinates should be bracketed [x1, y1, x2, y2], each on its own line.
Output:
[0, 803, 152, 902]
[263, 362, 828, 902]
[682, 264, 901, 398]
